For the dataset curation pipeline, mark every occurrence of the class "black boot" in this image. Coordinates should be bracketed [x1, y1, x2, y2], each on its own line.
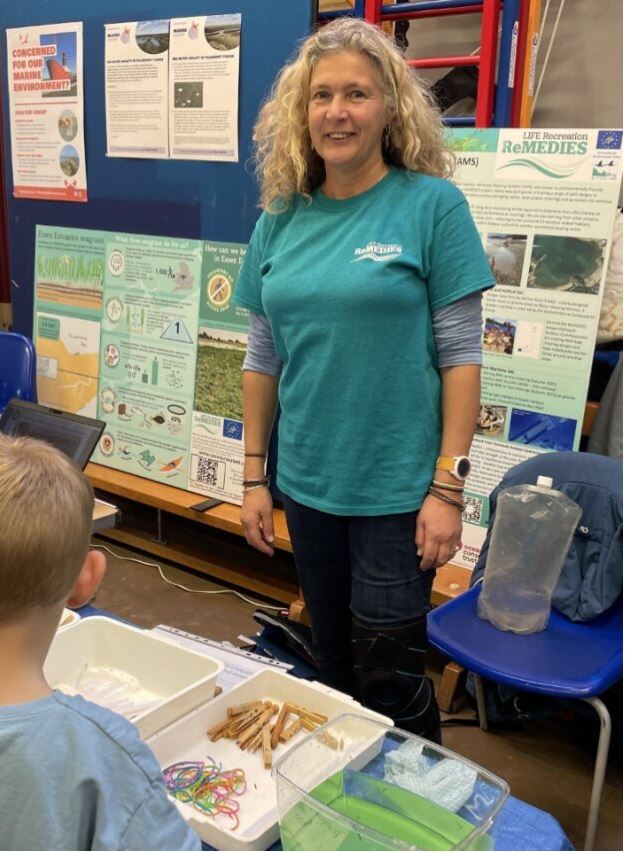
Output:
[352, 617, 441, 743]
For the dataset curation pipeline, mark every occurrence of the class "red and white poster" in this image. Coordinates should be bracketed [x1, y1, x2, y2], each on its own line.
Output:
[6, 22, 87, 202]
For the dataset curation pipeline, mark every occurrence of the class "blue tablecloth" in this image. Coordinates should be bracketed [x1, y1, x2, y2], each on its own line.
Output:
[495, 797, 574, 850]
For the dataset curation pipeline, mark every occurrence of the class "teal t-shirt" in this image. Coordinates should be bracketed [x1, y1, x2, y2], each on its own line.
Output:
[234, 168, 493, 515]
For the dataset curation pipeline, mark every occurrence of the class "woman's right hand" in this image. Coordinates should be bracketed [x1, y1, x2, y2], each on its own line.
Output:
[241, 486, 275, 556]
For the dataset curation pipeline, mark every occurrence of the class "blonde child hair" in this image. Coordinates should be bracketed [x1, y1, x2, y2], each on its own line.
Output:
[0, 434, 94, 618]
[253, 17, 452, 212]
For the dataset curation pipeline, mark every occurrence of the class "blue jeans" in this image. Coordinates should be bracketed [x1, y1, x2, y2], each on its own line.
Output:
[283, 495, 436, 694]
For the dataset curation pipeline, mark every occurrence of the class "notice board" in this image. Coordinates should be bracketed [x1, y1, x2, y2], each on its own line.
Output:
[1, 0, 315, 334]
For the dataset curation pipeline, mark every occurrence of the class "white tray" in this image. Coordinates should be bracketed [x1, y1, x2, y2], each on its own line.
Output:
[44, 616, 223, 738]
[56, 607, 80, 632]
[146, 669, 391, 851]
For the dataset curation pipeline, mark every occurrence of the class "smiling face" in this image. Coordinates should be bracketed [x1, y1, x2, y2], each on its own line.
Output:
[308, 50, 391, 194]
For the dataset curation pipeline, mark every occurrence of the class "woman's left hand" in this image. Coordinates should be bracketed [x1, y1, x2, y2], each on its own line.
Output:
[415, 494, 463, 571]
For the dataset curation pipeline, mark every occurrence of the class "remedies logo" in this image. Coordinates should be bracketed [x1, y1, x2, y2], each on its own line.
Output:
[352, 242, 402, 263]
[495, 130, 591, 181]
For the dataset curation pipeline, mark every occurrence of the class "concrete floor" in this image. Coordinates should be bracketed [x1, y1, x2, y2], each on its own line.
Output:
[91, 536, 623, 851]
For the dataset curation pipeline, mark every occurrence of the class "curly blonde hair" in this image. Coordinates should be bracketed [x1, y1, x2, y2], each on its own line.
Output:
[253, 17, 452, 211]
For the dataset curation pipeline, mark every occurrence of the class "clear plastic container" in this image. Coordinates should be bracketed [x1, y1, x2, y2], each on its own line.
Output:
[478, 476, 582, 634]
[275, 713, 509, 851]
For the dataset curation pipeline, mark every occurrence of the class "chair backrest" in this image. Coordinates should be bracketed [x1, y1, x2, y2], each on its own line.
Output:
[0, 332, 38, 413]
[472, 452, 623, 623]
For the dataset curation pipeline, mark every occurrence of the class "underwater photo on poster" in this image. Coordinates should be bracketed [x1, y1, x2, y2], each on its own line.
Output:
[509, 408, 577, 452]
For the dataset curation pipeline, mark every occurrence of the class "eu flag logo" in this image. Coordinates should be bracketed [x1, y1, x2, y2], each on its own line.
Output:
[597, 131, 623, 150]
[223, 419, 243, 440]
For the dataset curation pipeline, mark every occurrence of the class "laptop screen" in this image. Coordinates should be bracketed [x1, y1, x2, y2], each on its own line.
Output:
[0, 400, 105, 469]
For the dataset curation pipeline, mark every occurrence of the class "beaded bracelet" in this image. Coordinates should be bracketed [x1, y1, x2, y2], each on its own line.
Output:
[431, 479, 465, 493]
[427, 486, 464, 510]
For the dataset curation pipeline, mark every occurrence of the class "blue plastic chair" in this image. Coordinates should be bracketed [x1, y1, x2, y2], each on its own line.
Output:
[0, 331, 38, 414]
[428, 586, 622, 850]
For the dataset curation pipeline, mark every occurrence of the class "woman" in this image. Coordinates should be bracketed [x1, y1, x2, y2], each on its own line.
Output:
[233, 18, 493, 742]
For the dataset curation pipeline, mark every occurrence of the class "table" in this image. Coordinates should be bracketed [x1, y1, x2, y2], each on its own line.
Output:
[92, 497, 119, 533]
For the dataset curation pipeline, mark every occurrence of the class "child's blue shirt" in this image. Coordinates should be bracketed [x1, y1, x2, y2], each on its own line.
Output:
[0, 690, 200, 851]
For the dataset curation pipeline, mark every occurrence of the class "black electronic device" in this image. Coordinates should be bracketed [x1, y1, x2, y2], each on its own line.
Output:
[0, 399, 105, 470]
[190, 497, 222, 512]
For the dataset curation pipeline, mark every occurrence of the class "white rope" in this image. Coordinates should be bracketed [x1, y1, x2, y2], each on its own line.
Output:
[532, 0, 568, 116]
[90, 542, 284, 610]
[538, 0, 552, 49]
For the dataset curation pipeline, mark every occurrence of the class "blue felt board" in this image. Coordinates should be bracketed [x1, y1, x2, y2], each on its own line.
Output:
[1, 0, 315, 334]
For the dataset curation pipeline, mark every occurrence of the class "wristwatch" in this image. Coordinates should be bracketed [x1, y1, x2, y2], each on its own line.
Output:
[436, 455, 472, 482]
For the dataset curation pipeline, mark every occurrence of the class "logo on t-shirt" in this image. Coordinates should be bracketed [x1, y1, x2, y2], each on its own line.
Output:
[352, 242, 402, 262]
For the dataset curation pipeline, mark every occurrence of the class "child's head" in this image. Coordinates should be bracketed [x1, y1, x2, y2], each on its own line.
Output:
[0, 434, 101, 621]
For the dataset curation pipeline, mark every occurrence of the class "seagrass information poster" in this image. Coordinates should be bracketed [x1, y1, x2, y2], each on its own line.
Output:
[33, 226, 251, 501]
[188, 240, 248, 504]
[448, 127, 623, 569]
[91, 232, 202, 488]
[34, 225, 105, 416]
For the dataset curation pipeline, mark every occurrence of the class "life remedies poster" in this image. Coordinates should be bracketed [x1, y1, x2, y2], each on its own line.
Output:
[449, 128, 623, 569]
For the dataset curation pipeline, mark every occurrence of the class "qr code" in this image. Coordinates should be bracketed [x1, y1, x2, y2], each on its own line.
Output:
[463, 496, 482, 524]
[192, 455, 225, 489]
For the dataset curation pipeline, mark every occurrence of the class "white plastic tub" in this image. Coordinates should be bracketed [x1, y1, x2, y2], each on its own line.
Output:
[146, 669, 392, 851]
[44, 616, 223, 738]
[56, 607, 80, 632]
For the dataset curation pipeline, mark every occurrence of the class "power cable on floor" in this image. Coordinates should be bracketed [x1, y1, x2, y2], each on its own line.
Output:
[90, 542, 284, 611]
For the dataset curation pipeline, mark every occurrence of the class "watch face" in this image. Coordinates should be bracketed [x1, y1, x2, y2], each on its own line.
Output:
[457, 457, 471, 478]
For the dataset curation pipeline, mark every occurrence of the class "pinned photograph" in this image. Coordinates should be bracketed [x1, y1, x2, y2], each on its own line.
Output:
[58, 110, 78, 142]
[529, 235, 607, 295]
[204, 20, 241, 51]
[476, 404, 507, 438]
[59, 144, 79, 177]
[485, 233, 528, 287]
[40, 31, 78, 97]
[194, 327, 246, 420]
[483, 317, 516, 355]
[175, 82, 203, 109]
[135, 20, 169, 54]
[509, 409, 577, 452]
